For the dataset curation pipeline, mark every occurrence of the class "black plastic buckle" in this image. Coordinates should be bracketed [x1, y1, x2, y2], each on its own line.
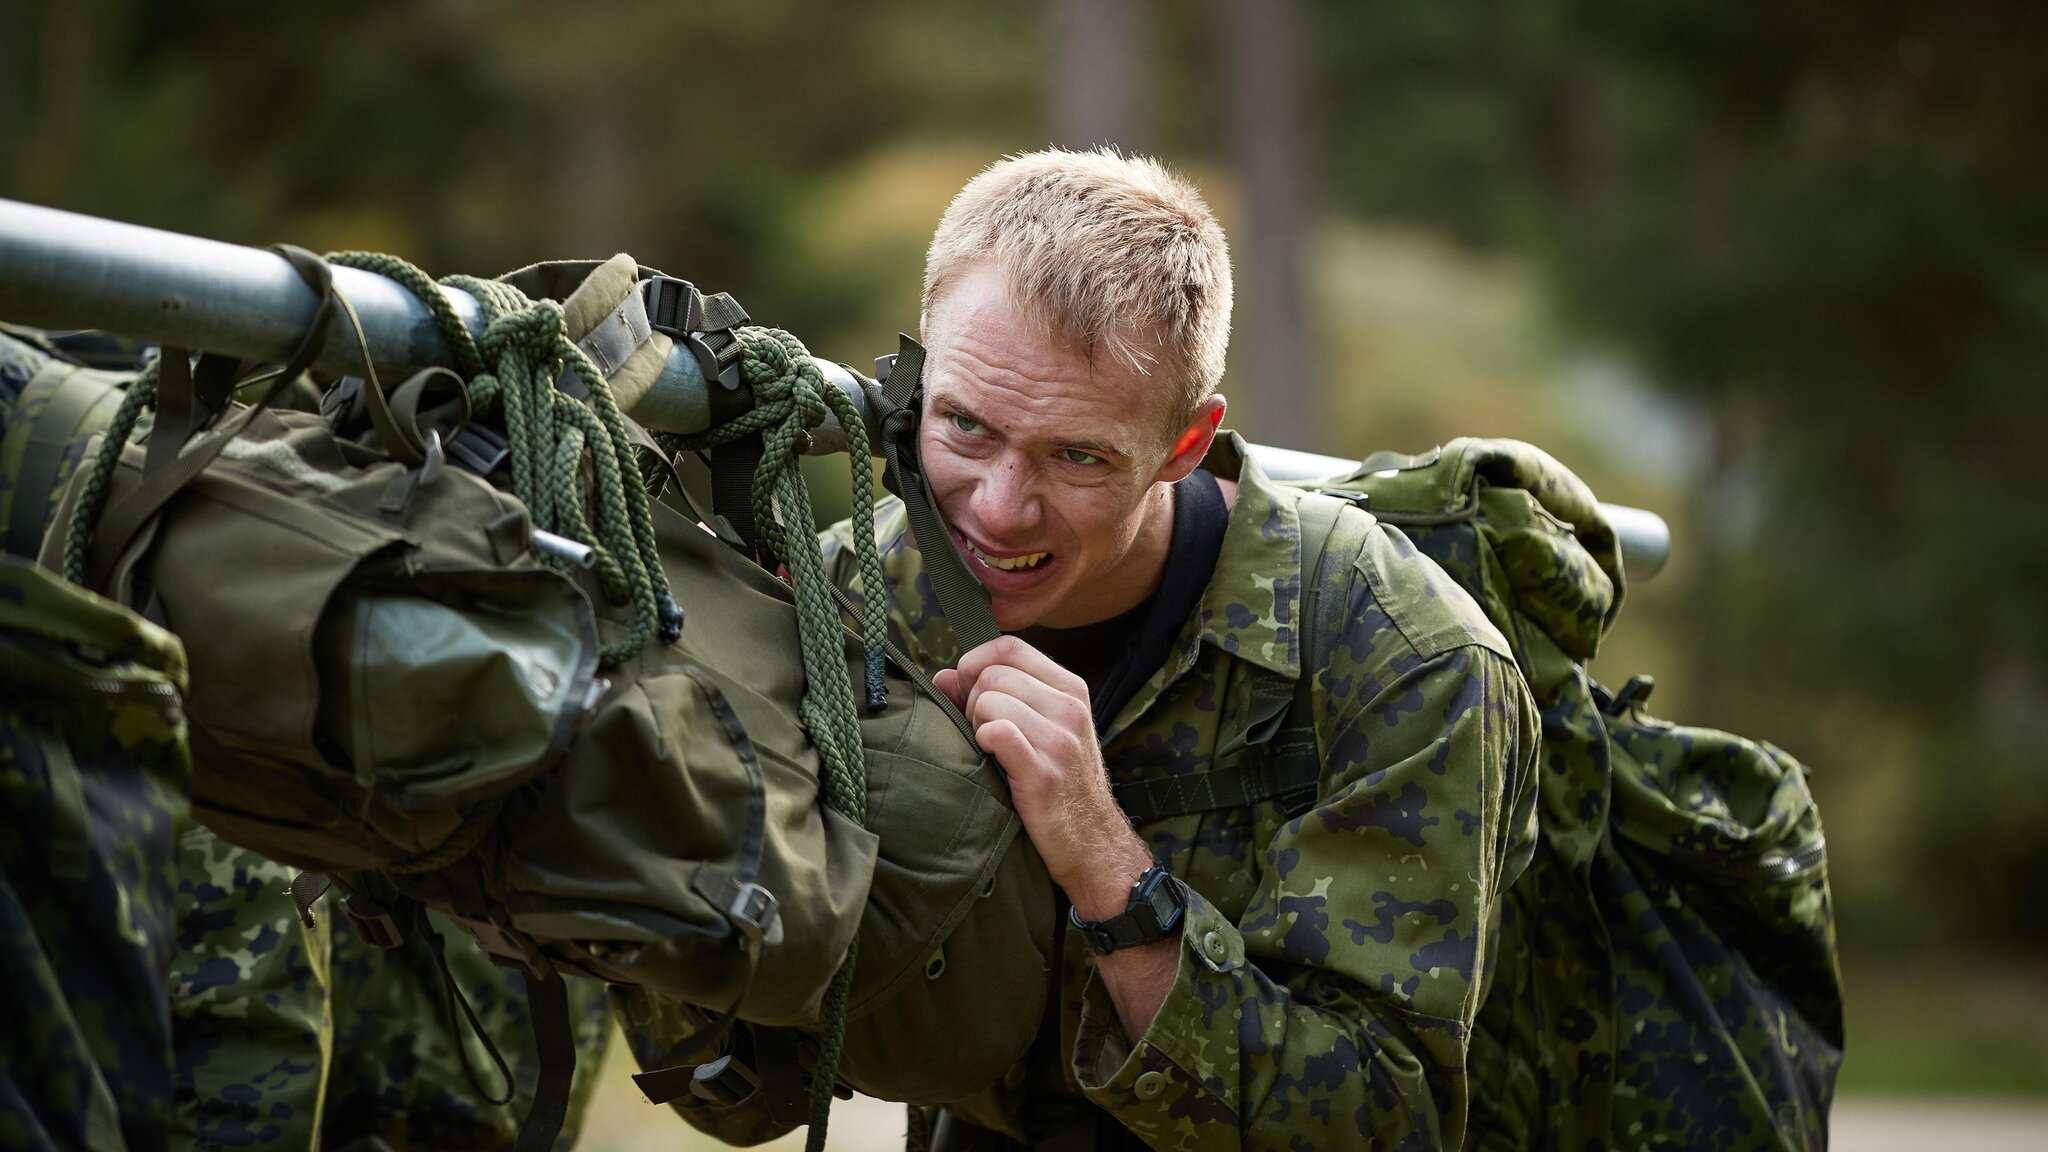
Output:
[1603, 674, 1656, 716]
[688, 1054, 762, 1107]
[340, 892, 406, 949]
[641, 276, 699, 337]
[446, 422, 512, 477]
[726, 881, 783, 947]
[687, 331, 745, 392]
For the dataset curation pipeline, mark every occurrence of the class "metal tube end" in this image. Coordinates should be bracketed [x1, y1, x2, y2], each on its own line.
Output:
[532, 529, 597, 569]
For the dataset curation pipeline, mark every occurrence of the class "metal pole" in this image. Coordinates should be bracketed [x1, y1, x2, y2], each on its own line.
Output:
[0, 197, 1668, 578]
[0, 198, 486, 378]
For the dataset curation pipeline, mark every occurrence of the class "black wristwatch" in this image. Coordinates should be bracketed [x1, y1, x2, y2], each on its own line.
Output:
[1068, 862, 1186, 956]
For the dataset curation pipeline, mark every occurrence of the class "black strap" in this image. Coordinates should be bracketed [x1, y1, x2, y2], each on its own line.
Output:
[870, 335, 1000, 651]
[710, 436, 766, 562]
[513, 969, 575, 1152]
[409, 907, 516, 1109]
[751, 1027, 812, 1126]
[1110, 492, 1359, 823]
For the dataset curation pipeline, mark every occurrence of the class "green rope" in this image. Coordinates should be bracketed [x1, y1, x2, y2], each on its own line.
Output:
[333, 253, 682, 667]
[62, 362, 157, 585]
[663, 326, 890, 1151]
[63, 253, 680, 669]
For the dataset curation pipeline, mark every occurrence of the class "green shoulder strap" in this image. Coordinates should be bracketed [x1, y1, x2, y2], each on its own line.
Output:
[2, 361, 124, 558]
[1110, 490, 1368, 823]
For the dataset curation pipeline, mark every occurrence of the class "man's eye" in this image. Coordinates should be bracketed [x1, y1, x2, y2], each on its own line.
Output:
[950, 413, 983, 435]
[1057, 448, 1102, 466]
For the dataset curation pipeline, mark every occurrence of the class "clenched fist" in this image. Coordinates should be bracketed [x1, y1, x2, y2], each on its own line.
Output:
[933, 635, 1152, 922]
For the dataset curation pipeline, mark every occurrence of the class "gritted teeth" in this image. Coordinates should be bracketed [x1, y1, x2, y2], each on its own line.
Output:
[966, 541, 1050, 571]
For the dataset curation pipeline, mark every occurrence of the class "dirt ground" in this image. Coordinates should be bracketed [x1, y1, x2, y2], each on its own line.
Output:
[575, 1050, 2048, 1152]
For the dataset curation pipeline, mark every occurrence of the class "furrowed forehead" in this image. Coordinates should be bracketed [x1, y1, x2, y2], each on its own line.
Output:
[922, 264, 1186, 462]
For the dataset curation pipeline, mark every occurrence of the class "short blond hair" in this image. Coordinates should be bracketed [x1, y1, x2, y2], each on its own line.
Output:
[923, 148, 1232, 424]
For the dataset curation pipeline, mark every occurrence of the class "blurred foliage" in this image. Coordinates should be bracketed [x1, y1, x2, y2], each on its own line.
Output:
[5, 0, 2044, 1096]
[1310, 1, 2048, 959]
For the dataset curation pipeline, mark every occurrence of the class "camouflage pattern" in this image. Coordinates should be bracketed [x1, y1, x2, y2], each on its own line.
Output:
[0, 554, 191, 1152]
[0, 330, 128, 555]
[1347, 437, 1842, 1152]
[811, 432, 1543, 1148]
[168, 829, 614, 1151]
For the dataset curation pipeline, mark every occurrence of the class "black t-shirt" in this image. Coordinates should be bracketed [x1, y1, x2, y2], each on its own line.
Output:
[1012, 467, 1230, 731]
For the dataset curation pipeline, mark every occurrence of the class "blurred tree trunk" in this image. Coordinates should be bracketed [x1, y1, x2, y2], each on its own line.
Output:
[1219, 0, 1314, 450]
[1053, 0, 1135, 148]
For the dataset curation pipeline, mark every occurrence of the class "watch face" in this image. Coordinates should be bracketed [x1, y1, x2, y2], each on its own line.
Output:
[1142, 875, 1184, 934]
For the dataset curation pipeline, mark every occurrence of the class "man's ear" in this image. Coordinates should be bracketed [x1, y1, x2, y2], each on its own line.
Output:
[1154, 394, 1228, 484]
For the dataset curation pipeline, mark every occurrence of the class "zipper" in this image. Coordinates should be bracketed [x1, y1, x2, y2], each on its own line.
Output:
[0, 635, 183, 706]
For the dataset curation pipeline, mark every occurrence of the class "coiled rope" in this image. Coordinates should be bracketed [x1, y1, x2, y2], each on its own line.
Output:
[660, 327, 890, 1149]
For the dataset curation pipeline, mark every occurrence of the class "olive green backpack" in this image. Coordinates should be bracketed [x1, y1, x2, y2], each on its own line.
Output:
[1313, 439, 1842, 1151]
[44, 253, 1054, 1151]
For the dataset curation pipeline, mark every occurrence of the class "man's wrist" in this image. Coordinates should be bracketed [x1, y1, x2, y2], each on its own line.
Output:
[1065, 837, 1155, 923]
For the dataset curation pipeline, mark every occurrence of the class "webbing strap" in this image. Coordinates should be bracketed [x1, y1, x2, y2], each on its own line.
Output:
[86, 245, 338, 590]
[555, 284, 654, 398]
[1111, 492, 1361, 823]
[871, 335, 1000, 651]
[712, 436, 766, 560]
[513, 969, 575, 1152]
[3, 364, 120, 558]
[630, 670, 780, 1105]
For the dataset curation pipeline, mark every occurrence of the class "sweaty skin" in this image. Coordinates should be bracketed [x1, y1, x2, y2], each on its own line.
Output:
[919, 263, 1226, 1040]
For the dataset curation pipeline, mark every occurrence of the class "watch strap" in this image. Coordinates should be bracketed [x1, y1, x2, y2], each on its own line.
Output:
[1070, 863, 1186, 956]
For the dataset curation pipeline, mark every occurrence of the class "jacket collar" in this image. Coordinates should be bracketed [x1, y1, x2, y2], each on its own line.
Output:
[1096, 431, 1304, 739]
[1186, 431, 1303, 679]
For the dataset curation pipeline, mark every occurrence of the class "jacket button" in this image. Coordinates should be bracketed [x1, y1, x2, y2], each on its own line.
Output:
[1134, 1070, 1168, 1100]
[1202, 931, 1227, 960]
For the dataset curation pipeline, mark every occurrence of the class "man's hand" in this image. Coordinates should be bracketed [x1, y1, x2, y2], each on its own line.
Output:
[935, 636, 1178, 1041]
[933, 636, 1153, 917]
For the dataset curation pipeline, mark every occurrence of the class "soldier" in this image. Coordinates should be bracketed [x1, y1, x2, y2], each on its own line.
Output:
[0, 554, 191, 1152]
[659, 149, 1538, 1148]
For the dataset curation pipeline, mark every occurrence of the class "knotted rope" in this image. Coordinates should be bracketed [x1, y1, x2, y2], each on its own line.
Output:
[63, 252, 681, 671]
[336, 252, 681, 668]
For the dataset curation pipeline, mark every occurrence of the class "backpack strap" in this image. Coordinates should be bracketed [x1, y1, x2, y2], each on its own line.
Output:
[1111, 490, 1368, 823]
[867, 335, 1002, 652]
[2, 361, 122, 558]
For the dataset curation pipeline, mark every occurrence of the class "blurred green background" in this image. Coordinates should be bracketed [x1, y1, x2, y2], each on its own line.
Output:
[7, 0, 2045, 1141]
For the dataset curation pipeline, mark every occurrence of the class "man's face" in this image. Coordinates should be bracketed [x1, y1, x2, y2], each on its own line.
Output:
[919, 264, 1210, 631]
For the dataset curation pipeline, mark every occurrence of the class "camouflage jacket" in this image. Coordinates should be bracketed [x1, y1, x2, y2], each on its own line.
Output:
[809, 432, 1542, 1150]
[0, 555, 190, 1152]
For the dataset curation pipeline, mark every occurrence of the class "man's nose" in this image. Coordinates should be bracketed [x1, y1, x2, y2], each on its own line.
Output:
[970, 455, 1040, 541]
